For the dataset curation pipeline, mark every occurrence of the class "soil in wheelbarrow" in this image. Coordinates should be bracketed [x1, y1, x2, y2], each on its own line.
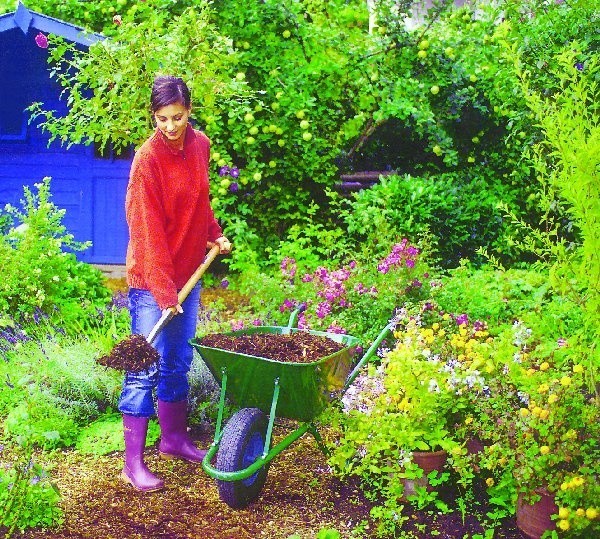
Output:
[200, 331, 346, 363]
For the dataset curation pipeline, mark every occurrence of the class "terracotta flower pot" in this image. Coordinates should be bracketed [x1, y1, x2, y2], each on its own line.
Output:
[516, 488, 558, 539]
[401, 449, 448, 498]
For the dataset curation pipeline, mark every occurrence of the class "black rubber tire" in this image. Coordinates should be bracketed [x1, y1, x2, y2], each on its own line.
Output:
[215, 407, 270, 509]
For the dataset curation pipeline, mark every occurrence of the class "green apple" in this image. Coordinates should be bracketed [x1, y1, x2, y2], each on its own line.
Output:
[217, 158, 227, 167]
[253, 172, 262, 181]
[246, 136, 256, 145]
[235, 72, 246, 81]
[277, 139, 286, 147]
[418, 39, 429, 50]
[249, 126, 259, 135]
[302, 132, 312, 141]
[417, 50, 427, 59]
[430, 85, 440, 95]
[296, 110, 305, 119]
[268, 160, 276, 168]
[211, 152, 221, 161]
[300, 120, 310, 130]
[244, 112, 255, 123]
[220, 178, 231, 189]
[282, 30, 291, 38]
[218, 187, 227, 196]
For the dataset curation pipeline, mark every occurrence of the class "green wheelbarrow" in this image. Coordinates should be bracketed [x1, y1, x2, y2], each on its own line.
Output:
[191, 305, 394, 509]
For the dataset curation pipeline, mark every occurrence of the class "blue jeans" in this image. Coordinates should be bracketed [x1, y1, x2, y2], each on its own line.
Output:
[118, 284, 201, 417]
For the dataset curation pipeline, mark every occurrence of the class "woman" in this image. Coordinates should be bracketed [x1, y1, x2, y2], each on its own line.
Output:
[119, 75, 231, 492]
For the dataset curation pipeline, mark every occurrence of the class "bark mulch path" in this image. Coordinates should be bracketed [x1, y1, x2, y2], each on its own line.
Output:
[19, 423, 373, 539]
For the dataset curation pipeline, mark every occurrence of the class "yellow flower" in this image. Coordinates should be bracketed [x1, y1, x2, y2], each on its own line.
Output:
[527, 368, 536, 376]
[539, 361, 550, 371]
[548, 394, 559, 404]
[465, 416, 474, 425]
[432, 323, 440, 330]
[586, 508, 598, 520]
[557, 519, 570, 531]
[573, 364, 584, 374]
[560, 376, 572, 386]
[485, 478, 494, 487]
[532, 406, 542, 417]
[558, 507, 570, 519]
[576, 508, 585, 517]
[538, 383, 550, 394]
[519, 408, 530, 417]
[539, 445, 550, 455]
[538, 409, 550, 420]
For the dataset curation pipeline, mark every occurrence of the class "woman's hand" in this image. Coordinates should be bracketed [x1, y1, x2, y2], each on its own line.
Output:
[213, 236, 232, 254]
[163, 304, 184, 318]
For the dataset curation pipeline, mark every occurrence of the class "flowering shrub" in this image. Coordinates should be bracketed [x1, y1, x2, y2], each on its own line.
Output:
[270, 239, 428, 341]
[454, 321, 600, 537]
[327, 298, 500, 532]
[0, 178, 111, 326]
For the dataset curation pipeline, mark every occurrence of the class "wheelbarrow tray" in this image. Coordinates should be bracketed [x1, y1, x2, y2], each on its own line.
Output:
[192, 326, 360, 422]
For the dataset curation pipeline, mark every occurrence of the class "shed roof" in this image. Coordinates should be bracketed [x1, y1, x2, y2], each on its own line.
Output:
[0, 1, 103, 46]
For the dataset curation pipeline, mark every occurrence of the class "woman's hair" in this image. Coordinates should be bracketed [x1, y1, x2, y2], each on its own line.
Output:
[150, 75, 191, 112]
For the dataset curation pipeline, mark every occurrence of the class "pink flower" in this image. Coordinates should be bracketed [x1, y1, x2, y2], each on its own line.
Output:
[113, 14, 122, 26]
[35, 32, 48, 49]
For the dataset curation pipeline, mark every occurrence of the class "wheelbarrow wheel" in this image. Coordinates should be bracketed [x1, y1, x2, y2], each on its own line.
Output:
[216, 407, 270, 509]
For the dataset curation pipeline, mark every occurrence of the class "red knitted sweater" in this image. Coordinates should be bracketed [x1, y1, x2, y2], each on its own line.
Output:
[125, 125, 222, 309]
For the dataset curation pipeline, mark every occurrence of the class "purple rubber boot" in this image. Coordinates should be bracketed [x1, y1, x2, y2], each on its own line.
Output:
[158, 400, 207, 463]
[121, 415, 164, 492]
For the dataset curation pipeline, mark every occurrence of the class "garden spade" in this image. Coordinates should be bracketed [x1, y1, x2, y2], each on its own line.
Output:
[97, 244, 220, 373]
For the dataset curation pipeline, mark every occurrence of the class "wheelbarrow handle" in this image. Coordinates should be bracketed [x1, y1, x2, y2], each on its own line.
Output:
[286, 303, 307, 332]
[343, 320, 396, 392]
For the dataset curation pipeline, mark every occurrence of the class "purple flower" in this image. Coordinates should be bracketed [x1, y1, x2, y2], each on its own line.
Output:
[218, 166, 230, 176]
[316, 301, 332, 319]
[455, 313, 469, 326]
[252, 318, 263, 326]
[557, 338, 568, 348]
[35, 32, 48, 49]
[229, 182, 239, 192]
[326, 323, 347, 334]
[220, 278, 229, 289]
[575, 62, 584, 72]
[230, 167, 240, 178]
[230, 320, 244, 331]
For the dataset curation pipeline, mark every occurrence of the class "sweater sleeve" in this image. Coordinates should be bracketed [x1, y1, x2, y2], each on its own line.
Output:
[126, 154, 179, 309]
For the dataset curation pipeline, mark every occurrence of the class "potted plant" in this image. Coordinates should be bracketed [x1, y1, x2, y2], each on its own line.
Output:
[463, 320, 600, 538]
[328, 300, 493, 507]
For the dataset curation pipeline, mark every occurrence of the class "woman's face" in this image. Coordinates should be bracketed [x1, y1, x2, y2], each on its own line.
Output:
[154, 102, 191, 145]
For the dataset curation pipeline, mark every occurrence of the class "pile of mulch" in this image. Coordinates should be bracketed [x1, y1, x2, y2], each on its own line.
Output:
[200, 332, 346, 364]
[96, 334, 160, 372]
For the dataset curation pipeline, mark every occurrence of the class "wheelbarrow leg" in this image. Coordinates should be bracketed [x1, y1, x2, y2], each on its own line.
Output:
[306, 423, 331, 458]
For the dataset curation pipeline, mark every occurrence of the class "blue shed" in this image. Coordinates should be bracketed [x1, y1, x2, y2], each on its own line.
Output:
[0, 2, 130, 264]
